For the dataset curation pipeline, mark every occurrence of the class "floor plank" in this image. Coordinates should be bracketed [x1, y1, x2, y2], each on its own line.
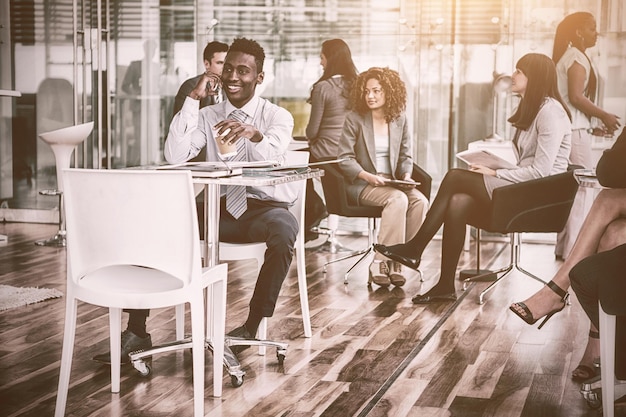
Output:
[0, 222, 623, 416]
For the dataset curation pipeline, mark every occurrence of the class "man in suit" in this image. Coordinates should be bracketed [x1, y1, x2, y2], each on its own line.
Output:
[93, 37, 298, 364]
[172, 40, 228, 117]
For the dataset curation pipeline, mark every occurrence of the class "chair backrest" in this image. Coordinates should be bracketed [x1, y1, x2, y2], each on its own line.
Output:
[319, 163, 432, 218]
[62, 169, 201, 286]
[481, 168, 579, 233]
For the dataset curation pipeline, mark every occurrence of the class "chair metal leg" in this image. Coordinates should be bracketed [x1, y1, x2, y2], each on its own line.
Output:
[463, 233, 548, 304]
[308, 214, 357, 254]
[459, 228, 495, 281]
[323, 218, 377, 285]
[343, 246, 374, 284]
[35, 190, 67, 247]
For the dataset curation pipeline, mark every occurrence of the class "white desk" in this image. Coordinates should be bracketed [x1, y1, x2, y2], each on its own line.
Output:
[192, 168, 323, 385]
[128, 166, 323, 386]
[194, 168, 324, 267]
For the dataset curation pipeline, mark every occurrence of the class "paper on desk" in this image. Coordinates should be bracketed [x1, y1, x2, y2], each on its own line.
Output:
[456, 149, 517, 170]
[156, 160, 281, 177]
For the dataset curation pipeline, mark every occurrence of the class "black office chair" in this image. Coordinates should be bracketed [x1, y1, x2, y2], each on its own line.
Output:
[320, 163, 431, 284]
[463, 167, 580, 304]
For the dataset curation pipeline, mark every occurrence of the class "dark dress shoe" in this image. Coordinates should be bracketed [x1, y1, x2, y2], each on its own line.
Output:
[92, 330, 152, 364]
[373, 244, 421, 270]
[227, 325, 255, 354]
[411, 292, 457, 304]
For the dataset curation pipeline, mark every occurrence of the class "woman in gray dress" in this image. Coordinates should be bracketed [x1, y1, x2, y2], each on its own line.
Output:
[304, 39, 359, 240]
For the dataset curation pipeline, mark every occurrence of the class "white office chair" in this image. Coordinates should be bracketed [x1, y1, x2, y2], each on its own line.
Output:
[35, 121, 94, 247]
[55, 169, 227, 417]
[598, 301, 626, 417]
[219, 150, 312, 356]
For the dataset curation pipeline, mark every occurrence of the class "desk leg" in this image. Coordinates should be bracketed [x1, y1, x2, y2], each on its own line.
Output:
[203, 183, 246, 386]
[204, 184, 220, 268]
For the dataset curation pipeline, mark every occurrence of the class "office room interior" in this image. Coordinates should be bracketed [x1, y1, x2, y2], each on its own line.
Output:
[1, 1, 626, 416]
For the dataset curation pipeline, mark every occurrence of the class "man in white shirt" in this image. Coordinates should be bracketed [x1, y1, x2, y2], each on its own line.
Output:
[93, 37, 297, 363]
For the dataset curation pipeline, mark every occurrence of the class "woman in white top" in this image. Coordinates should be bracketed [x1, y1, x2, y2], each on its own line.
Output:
[553, 12, 621, 259]
[375, 53, 572, 304]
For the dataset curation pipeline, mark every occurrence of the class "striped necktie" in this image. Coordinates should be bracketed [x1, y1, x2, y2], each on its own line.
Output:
[225, 109, 248, 219]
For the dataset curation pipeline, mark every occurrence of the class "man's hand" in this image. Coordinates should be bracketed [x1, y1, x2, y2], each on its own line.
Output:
[214, 119, 263, 145]
[189, 71, 222, 100]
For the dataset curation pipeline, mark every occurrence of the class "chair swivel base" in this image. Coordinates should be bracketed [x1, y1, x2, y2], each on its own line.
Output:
[127, 335, 287, 388]
[309, 234, 357, 254]
[458, 268, 495, 281]
[127, 337, 250, 388]
[579, 374, 626, 411]
[323, 245, 373, 285]
[35, 188, 66, 247]
[463, 262, 546, 305]
[35, 230, 67, 247]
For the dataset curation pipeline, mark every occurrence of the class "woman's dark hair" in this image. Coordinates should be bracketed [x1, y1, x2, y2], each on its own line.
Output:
[552, 12, 597, 102]
[350, 67, 407, 123]
[508, 53, 571, 130]
[308, 39, 358, 103]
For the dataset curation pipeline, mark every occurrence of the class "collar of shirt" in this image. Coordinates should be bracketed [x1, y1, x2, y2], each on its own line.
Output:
[223, 95, 260, 123]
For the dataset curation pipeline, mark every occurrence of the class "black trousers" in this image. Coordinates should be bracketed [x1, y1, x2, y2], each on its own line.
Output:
[218, 197, 298, 317]
[570, 243, 626, 379]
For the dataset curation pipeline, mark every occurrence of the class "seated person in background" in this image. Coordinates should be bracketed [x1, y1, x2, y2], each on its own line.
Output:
[375, 53, 572, 304]
[93, 37, 297, 362]
[172, 40, 228, 116]
[338, 67, 428, 287]
[510, 127, 626, 382]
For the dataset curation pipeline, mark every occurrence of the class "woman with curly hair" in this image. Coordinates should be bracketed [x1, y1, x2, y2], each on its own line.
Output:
[375, 53, 572, 303]
[338, 67, 429, 287]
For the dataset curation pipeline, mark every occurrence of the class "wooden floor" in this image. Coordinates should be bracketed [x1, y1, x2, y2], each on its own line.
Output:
[1, 221, 623, 417]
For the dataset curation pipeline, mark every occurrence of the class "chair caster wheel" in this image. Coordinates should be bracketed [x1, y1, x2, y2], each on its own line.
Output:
[231, 374, 244, 387]
[277, 353, 285, 365]
[132, 360, 151, 377]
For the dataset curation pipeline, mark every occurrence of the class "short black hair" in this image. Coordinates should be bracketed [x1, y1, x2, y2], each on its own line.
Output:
[228, 37, 265, 73]
[203, 41, 228, 62]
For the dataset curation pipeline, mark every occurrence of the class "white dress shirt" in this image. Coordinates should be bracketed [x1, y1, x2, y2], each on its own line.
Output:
[165, 95, 297, 204]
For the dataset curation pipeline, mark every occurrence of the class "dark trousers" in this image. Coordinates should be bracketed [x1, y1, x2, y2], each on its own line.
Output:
[219, 197, 298, 317]
[570, 243, 626, 379]
[128, 197, 298, 325]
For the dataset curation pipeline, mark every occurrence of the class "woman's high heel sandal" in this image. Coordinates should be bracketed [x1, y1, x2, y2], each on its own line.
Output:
[509, 280, 569, 329]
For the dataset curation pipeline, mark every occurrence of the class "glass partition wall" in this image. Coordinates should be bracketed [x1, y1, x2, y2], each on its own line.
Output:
[1, 0, 624, 220]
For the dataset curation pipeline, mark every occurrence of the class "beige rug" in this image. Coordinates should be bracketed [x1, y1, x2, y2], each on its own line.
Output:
[0, 284, 63, 311]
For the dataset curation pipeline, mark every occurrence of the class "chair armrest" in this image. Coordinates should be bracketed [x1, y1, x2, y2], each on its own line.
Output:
[488, 170, 579, 232]
[412, 163, 432, 201]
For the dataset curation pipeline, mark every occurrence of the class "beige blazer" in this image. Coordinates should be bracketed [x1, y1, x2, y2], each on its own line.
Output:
[338, 111, 413, 204]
